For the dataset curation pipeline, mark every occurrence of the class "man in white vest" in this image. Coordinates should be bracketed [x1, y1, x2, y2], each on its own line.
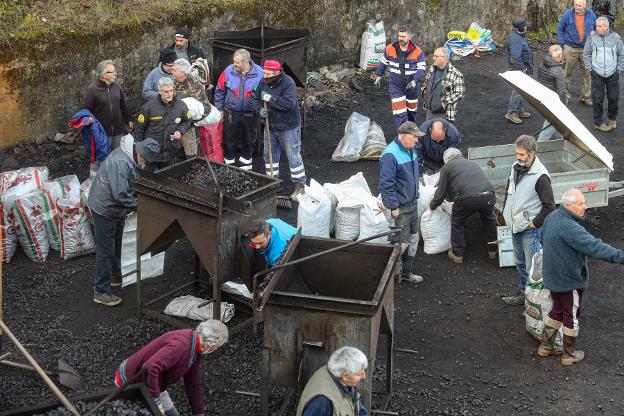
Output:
[296, 346, 369, 416]
[502, 135, 555, 306]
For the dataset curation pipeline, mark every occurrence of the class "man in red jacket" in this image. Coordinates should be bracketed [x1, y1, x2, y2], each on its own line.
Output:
[114, 319, 228, 415]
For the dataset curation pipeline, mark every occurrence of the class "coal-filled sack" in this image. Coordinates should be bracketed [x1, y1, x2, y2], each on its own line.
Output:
[296, 179, 332, 238]
[57, 197, 96, 260]
[43, 175, 80, 251]
[13, 190, 50, 262]
[1, 198, 19, 263]
[1, 166, 49, 204]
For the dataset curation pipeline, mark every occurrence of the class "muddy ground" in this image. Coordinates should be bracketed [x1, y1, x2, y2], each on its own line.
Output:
[2, 45, 624, 415]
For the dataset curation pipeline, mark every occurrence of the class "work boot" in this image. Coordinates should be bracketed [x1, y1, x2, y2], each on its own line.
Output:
[488, 250, 498, 260]
[502, 292, 525, 306]
[538, 323, 562, 357]
[93, 292, 122, 306]
[580, 98, 593, 106]
[505, 112, 522, 124]
[561, 335, 584, 366]
[594, 123, 611, 132]
[447, 249, 463, 264]
[607, 120, 617, 131]
[290, 184, 305, 200]
[403, 273, 424, 284]
[111, 275, 122, 287]
[517, 111, 532, 118]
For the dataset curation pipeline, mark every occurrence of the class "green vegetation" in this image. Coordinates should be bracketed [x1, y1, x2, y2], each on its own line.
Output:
[528, 21, 558, 41]
[0, 0, 256, 45]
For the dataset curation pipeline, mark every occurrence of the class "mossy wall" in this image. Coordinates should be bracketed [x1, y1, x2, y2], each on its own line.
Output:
[0, 0, 567, 146]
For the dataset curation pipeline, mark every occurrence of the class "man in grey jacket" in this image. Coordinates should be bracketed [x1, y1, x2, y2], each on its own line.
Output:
[539, 188, 624, 365]
[537, 45, 565, 142]
[583, 16, 624, 132]
[501, 135, 555, 306]
[88, 136, 160, 306]
[429, 148, 498, 264]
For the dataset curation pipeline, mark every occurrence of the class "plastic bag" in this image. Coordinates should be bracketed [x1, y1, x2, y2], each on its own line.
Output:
[14, 190, 50, 262]
[1, 166, 49, 204]
[417, 173, 440, 218]
[360, 121, 387, 159]
[164, 295, 234, 323]
[191, 58, 210, 85]
[420, 202, 452, 254]
[323, 172, 372, 201]
[43, 175, 80, 251]
[359, 194, 390, 244]
[1, 199, 19, 263]
[296, 179, 332, 238]
[359, 20, 386, 70]
[324, 172, 372, 240]
[0, 170, 19, 194]
[525, 250, 563, 346]
[199, 121, 224, 163]
[57, 197, 96, 260]
[181, 97, 205, 121]
[332, 112, 371, 162]
[121, 212, 165, 286]
[80, 178, 93, 221]
[194, 103, 222, 126]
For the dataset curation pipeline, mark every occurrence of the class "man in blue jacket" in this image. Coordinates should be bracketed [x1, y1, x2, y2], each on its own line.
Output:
[416, 118, 462, 173]
[254, 60, 306, 199]
[505, 18, 533, 125]
[539, 188, 624, 366]
[215, 49, 263, 171]
[248, 218, 297, 267]
[557, 0, 597, 106]
[142, 49, 176, 101]
[379, 121, 425, 284]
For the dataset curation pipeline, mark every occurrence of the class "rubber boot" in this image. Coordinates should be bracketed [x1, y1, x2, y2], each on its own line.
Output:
[538, 324, 561, 357]
[561, 335, 584, 366]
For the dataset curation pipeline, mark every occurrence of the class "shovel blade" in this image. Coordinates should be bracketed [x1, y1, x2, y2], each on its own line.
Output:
[58, 359, 82, 390]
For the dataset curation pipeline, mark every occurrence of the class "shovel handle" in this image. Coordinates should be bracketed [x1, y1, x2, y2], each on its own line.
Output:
[0, 359, 55, 376]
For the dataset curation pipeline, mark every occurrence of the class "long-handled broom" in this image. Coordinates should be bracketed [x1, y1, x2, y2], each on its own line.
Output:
[264, 101, 293, 210]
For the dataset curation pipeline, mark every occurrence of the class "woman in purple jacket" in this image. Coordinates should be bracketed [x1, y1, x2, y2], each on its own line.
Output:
[114, 319, 228, 415]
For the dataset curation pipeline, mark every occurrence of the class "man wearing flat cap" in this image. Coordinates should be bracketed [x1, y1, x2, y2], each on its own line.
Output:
[505, 17, 534, 125]
[379, 121, 425, 284]
[254, 60, 307, 199]
[88, 135, 161, 306]
[161, 27, 205, 64]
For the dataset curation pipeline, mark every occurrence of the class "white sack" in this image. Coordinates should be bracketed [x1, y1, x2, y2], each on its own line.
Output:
[14, 190, 50, 262]
[1, 198, 19, 263]
[57, 197, 96, 260]
[332, 112, 371, 162]
[420, 201, 452, 254]
[43, 175, 80, 251]
[164, 295, 235, 323]
[296, 179, 332, 238]
[359, 194, 390, 244]
[2, 166, 49, 204]
[121, 212, 165, 287]
[360, 121, 387, 158]
[359, 20, 386, 70]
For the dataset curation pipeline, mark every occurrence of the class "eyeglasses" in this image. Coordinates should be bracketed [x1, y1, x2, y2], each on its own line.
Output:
[248, 236, 266, 249]
[164, 63, 175, 67]
[105, 70, 117, 74]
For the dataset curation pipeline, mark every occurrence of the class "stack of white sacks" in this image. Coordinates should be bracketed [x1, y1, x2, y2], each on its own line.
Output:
[296, 172, 453, 254]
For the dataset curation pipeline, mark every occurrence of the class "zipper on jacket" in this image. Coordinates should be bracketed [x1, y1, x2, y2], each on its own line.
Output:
[107, 86, 114, 135]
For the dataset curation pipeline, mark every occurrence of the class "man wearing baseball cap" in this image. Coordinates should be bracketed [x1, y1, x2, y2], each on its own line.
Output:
[254, 60, 307, 198]
[379, 121, 425, 284]
[505, 17, 534, 124]
[161, 26, 205, 64]
[88, 135, 161, 306]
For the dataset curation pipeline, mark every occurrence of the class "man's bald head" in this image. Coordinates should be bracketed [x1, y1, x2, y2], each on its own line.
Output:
[562, 188, 587, 217]
[430, 120, 446, 142]
[548, 44, 563, 62]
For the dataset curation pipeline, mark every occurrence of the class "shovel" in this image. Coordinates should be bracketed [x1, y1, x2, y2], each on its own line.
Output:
[0, 355, 82, 390]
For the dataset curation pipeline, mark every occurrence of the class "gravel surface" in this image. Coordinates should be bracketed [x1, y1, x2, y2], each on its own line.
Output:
[34, 399, 151, 415]
[179, 162, 259, 198]
[2, 48, 624, 415]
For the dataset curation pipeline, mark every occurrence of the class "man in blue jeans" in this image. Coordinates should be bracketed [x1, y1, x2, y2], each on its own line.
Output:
[88, 136, 161, 306]
[502, 135, 555, 306]
[505, 17, 533, 125]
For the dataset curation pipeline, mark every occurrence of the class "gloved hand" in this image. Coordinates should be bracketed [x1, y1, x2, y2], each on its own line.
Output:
[373, 76, 382, 88]
[164, 408, 180, 416]
[260, 108, 269, 119]
[391, 208, 400, 219]
[405, 80, 417, 92]
[261, 92, 272, 102]
[155, 399, 165, 415]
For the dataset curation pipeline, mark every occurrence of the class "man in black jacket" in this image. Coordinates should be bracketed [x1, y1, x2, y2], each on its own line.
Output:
[590, 0, 616, 27]
[537, 45, 565, 141]
[134, 77, 192, 170]
[161, 27, 204, 64]
[429, 148, 498, 263]
[83, 60, 132, 150]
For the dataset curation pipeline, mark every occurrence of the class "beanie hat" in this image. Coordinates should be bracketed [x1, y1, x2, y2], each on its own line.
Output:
[263, 60, 282, 71]
[160, 49, 178, 65]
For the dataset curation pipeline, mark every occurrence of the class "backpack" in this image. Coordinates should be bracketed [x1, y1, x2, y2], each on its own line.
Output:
[191, 58, 210, 86]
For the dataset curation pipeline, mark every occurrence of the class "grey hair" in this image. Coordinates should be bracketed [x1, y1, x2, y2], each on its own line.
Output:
[435, 47, 450, 59]
[515, 134, 537, 154]
[443, 147, 462, 163]
[549, 45, 562, 58]
[97, 59, 115, 77]
[597, 16, 610, 28]
[174, 58, 192, 75]
[327, 346, 368, 378]
[233, 48, 251, 62]
[397, 25, 412, 35]
[196, 319, 229, 347]
[562, 189, 582, 206]
[157, 77, 174, 90]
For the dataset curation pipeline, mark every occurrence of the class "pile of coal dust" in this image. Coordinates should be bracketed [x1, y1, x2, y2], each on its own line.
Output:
[180, 162, 259, 198]
[34, 399, 151, 415]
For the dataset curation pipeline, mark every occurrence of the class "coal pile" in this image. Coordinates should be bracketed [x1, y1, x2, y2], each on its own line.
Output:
[33, 399, 151, 415]
[179, 163, 259, 198]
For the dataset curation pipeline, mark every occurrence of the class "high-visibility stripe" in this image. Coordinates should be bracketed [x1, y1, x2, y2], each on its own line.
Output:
[224, 158, 235, 164]
[406, 99, 418, 104]
[389, 69, 417, 75]
[391, 96, 406, 103]
[265, 163, 279, 168]
[265, 170, 279, 177]
[391, 100, 406, 111]
[416, 62, 427, 68]
[406, 101, 418, 110]
[392, 108, 407, 115]
[239, 157, 252, 164]
[240, 165, 252, 171]
[291, 171, 306, 178]
[290, 165, 305, 173]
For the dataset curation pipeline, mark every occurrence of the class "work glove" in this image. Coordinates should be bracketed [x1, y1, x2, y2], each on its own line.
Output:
[405, 80, 417, 92]
[261, 91, 272, 102]
[164, 408, 180, 416]
[155, 399, 166, 415]
[373, 76, 382, 88]
[260, 108, 269, 119]
[391, 208, 400, 219]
